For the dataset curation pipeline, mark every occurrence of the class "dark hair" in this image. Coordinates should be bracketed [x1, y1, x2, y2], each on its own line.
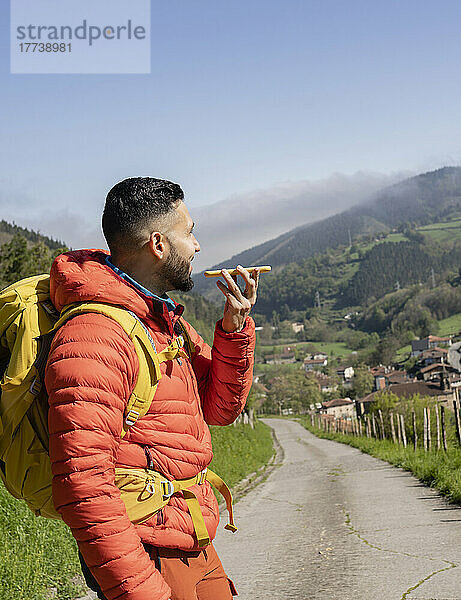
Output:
[102, 177, 184, 253]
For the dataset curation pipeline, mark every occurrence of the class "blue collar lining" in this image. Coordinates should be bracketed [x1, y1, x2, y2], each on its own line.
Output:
[105, 256, 177, 312]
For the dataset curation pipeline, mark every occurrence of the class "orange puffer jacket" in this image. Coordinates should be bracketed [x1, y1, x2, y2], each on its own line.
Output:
[45, 250, 255, 600]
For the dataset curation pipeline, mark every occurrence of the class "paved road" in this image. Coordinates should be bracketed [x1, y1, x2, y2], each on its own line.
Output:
[213, 418, 461, 600]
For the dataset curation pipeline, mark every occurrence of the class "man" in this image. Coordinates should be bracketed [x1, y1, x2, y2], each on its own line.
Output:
[45, 177, 258, 600]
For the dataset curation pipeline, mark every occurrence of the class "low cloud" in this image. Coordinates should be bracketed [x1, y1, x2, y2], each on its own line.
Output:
[0, 170, 410, 268]
[190, 170, 411, 271]
[1, 206, 106, 251]
[30, 210, 107, 250]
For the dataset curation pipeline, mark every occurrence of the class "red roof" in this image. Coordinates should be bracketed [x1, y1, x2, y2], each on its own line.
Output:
[427, 335, 451, 342]
[322, 398, 354, 408]
[357, 381, 451, 403]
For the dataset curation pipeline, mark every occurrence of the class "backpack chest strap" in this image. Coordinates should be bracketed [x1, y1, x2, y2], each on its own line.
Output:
[115, 466, 237, 548]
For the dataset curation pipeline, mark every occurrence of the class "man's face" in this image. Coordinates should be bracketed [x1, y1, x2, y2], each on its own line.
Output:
[161, 202, 200, 292]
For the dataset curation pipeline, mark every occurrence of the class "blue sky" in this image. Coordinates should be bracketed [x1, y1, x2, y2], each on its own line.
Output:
[1, 0, 461, 248]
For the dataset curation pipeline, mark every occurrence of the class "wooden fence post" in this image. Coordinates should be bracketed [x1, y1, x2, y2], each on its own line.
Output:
[311, 414, 314, 427]
[366, 416, 371, 438]
[358, 418, 363, 437]
[435, 405, 441, 450]
[454, 400, 461, 446]
[372, 414, 377, 438]
[378, 409, 385, 440]
[400, 414, 407, 448]
[441, 405, 448, 451]
[390, 412, 396, 443]
[423, 407, 428, 451]
[412, 411, 417, 450]
[397, 412, 402, 444]
[427, 406, 431, 451]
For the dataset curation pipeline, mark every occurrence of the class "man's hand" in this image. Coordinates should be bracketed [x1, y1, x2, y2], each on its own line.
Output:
[217, 265, 259, 333]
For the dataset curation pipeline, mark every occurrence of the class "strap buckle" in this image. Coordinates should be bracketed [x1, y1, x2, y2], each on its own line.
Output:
[29, 377, 42, 396]
[162, 480, 174, 499]
[125, 409, 140, 427]
[146, 479, 156, 496]
[198, 468, 207, 485]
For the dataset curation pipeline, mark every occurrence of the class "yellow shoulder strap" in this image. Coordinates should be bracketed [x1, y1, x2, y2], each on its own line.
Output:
[176, 317, 195, 358]
[54, 303, 184, 438]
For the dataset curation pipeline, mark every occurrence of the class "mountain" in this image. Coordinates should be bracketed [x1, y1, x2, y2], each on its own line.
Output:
[0, 220, 65, 250]
[190, 171, 408, 272]
[194, 167, 461, 295]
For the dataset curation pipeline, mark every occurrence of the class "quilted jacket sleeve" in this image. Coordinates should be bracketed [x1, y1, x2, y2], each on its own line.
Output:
[183, 317, 256, 425]
[45, 313, 171, 600]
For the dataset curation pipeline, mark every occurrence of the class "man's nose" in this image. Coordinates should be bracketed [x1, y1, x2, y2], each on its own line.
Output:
[193, 235, 201, 253]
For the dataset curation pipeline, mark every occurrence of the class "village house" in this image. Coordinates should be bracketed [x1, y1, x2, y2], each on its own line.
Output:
[371, 366, 411, 390]
[312, 372, 338, 394]
[411, 335, 452, 357]
[418, 347, 448, 366]
[419, 363, 458, 382]
[291, 322, 305, 334]
[356, 379, 457, 417]
[304, 357, 328, 371]
[387, 370, 410, 385]
[265, 352, 296, 365]
[336, 366, 354, 381]
[321, 398, 355, 419]
[313, 353, 328, 361]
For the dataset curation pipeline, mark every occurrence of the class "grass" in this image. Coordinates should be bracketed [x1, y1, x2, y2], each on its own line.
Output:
[382, 232, 407, 243]
[0, 490, 84, 600]
[311, 341, 354, 358]
[419, 217, 461, 230]
[254, 362, 300, 374]
[210, 420, 275, 488]
[418, 218, 461, 243]
[299, 418, 461, 504]
[0, 420, 274, 600]
[437, 312, 461, 337]
[394, 311, 461, 360]
[395, 344, 411, 361]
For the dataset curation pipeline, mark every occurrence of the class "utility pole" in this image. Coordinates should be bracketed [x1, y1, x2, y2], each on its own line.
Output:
[315, 290, 321, 310]
[395, 280, 400, 291]
[348, 229, 352, 248]
[431, 267, 436, 288]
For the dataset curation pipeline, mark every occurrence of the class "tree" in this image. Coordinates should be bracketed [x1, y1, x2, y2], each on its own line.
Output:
[0, 234, 68, 290]
[371, 335, 400, 366]
[266, 371, 322, 414]
[352, 363, 373, 399]
[0, 234, 30, 286]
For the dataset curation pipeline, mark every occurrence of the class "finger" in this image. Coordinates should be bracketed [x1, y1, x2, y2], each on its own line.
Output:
[216, 281, 243, 307]
[236, 265, 257, 299]
[221, 269, 245, 302]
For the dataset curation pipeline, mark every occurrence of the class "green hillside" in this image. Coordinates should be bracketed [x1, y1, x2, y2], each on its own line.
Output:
[0, 220, 65, 250]
[0, 226, 220, 344]
[195, 166, 461, 295]
[248, 214, 461, 366]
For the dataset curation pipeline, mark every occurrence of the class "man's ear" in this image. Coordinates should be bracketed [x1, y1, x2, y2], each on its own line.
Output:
[149, 232, 168, 259]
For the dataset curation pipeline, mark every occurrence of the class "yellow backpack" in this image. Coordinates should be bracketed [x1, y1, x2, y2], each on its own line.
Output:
[0, 274, 236, 547]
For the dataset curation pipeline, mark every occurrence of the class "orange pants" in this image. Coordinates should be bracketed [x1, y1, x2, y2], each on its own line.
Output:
[79, 544, 237, 600]
[150, 544, 237, 600]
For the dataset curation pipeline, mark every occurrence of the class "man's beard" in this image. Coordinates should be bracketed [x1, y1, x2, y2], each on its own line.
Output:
[161, 243, 194, 292]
